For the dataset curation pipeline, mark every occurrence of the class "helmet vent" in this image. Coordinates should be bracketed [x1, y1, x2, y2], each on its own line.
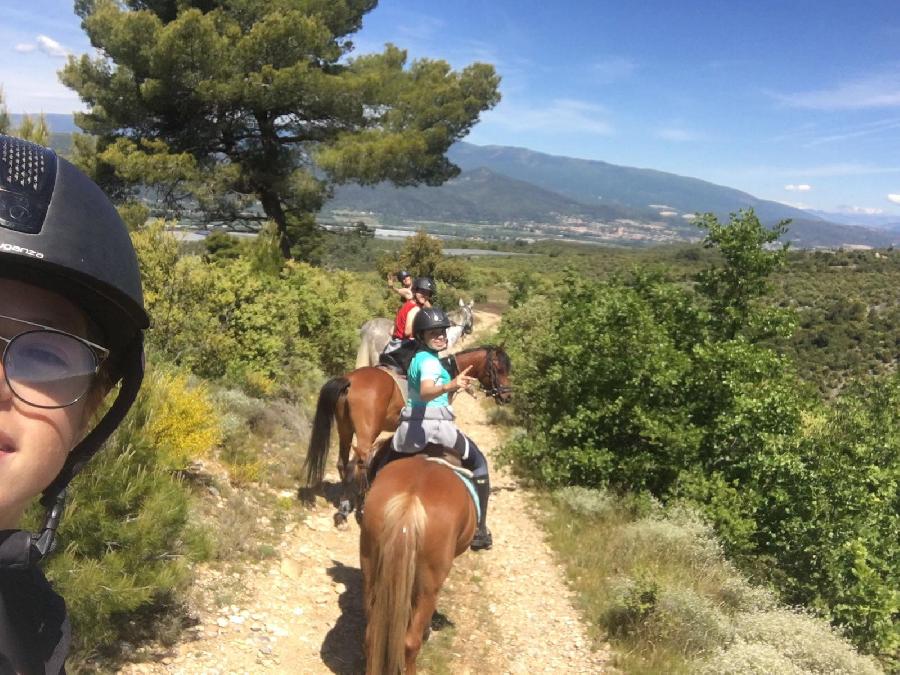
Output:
[0, 135, 57, 234]
[0, 136, 51, 193]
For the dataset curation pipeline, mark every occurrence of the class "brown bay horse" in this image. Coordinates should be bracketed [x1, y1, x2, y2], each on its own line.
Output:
[303, 346, 511, 526]
[361, 454, 477, 674]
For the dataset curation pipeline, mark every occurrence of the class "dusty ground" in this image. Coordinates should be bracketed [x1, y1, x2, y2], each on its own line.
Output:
[120, 311, 608, 674]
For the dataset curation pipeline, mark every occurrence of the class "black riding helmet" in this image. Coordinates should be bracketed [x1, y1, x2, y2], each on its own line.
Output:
[412, 276, 436, 295]
[397, 270, 411, 281]
[413, 306, 452, 352]
[0, 135, 149, 562]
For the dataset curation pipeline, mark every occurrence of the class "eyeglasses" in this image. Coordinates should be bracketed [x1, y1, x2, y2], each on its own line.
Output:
[0, 314, 108, 409]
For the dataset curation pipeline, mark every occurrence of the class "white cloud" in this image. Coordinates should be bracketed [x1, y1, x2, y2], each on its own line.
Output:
[13, 43, 35, 53]
[773, 69, 900, 110]
[785, 184, 812, 191]
[484, 98, 614, 135]
[591, 56, 637, 84]
[36, 35, 68, 58]
[659, 211, 678, 217]
[805, 117, 900, 146]
[888, 194, 900, 205]
[682, 213, 697, 220]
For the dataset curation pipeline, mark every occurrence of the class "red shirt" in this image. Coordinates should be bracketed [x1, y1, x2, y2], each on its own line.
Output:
[393, 300, 417, 339]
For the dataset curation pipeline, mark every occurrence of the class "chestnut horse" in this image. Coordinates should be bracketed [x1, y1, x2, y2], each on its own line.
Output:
[303, 345, 511, 526]
[361, 454, 477, 674]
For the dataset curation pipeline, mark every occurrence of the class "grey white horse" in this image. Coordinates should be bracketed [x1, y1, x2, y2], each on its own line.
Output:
[355, 299, 475, 369]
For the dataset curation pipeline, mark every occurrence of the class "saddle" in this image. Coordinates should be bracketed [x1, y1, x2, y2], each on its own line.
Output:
[367, 442, 480, 520]
[368, 441, 461, 481]
[378, 340, 416, 373]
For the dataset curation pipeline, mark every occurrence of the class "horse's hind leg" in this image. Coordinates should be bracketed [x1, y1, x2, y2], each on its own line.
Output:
[405, 585, 439, 674]
[334, 400, 355, 528]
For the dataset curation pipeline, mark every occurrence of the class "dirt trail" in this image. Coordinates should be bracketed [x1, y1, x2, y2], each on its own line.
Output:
[120, 310, 608, 674]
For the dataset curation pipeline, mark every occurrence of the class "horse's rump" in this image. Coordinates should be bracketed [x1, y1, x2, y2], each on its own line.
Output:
[363, 490, 427, 674]
[362, 457, 478, 672]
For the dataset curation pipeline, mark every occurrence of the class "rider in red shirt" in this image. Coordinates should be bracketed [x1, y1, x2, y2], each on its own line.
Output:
[383, 277, 435, 356]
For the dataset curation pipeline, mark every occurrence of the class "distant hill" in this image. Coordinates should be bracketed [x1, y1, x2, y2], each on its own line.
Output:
[9, 113, 79, 134]
[448, 142, 820, 225]
[330, 167, 649, 224]
[805, 208, 900, 233]
[327, 143, 899, 248]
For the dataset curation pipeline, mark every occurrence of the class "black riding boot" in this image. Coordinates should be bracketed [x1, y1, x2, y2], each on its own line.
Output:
[471, 476, 493, 551]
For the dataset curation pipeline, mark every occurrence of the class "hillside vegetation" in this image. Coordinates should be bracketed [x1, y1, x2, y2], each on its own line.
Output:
[495, 212, 898, 667]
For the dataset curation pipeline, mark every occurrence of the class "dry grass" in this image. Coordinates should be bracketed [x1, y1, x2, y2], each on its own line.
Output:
[539, 487, 883, 675]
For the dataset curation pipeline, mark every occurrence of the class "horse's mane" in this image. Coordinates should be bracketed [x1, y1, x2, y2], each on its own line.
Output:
[456, 344, 511, 372]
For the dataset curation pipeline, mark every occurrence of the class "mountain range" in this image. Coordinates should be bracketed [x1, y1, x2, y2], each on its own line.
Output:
[327, 142, 899, 249]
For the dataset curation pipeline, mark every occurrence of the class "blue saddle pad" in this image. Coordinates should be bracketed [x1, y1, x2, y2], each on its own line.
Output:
[425, 457, 480, 522]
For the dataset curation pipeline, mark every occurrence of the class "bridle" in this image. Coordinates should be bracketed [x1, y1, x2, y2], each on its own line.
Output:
[461, 304, 474, 335]
[480, 347, 512, 404]
[450, 304, 474, 336]
[445, 348, 512, 404]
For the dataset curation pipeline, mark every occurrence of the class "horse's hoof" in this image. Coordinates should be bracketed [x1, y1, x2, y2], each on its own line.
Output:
[334, 512, 349, 530]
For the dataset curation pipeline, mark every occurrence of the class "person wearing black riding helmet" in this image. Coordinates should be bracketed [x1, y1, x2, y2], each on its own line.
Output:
[0, 134, 148, 670]
[387, 269, 413, 301]
[381, 275, 435, 360]
[391, 306, 494, 551]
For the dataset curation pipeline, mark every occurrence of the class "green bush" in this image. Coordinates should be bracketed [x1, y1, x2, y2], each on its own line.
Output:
[132, 222, 376, 385]
[31, 364, 218, 655]
[500, 212, 898, 659]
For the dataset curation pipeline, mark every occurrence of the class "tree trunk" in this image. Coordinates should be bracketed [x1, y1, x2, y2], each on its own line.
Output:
[258, 187, 292, 258]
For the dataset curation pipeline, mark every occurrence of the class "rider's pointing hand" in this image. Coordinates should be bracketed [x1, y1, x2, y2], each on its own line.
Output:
[450, 364, 475, 393]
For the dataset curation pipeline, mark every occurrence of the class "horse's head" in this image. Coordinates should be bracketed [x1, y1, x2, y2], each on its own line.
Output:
[459, 299, 475, 336]
[465, 345, 512, 404]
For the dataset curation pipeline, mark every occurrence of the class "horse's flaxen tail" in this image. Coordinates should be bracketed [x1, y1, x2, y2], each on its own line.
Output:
[366, 492, 427, 675]
[304, 376, 350, 486]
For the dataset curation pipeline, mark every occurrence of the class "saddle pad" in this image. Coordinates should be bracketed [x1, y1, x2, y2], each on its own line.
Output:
[425, 457, 480, 522]
[377, 365, 408, 402]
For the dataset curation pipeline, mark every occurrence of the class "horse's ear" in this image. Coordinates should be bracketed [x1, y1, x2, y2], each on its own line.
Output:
[467, 300, 474, 309]
[459, 298, 465, 307]
[499, 340, 506, 351]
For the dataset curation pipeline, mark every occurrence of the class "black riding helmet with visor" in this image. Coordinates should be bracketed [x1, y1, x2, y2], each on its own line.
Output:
[412, 276, 436, 298]
[413, 306, 452, 353]
[0, 134, 149, 565]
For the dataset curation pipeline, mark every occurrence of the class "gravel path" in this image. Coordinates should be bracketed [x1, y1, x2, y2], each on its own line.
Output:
[120, 311, 608, 674]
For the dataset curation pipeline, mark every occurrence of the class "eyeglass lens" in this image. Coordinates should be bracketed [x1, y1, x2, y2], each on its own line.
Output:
[3, 331, 97, 408]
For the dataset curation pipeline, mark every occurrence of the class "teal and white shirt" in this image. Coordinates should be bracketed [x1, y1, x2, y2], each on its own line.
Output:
[408, 350, 451, 408]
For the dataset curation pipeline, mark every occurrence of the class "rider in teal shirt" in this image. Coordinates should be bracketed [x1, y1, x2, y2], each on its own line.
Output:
[407, 350, 451, 408]
[391, 306, 493, 550]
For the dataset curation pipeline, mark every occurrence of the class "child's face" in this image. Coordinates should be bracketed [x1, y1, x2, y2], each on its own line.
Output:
[0, 279, 95, 528]
[424, 328, 448, 351]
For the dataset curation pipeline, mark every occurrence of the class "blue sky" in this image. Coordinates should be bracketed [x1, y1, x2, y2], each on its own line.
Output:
[3, 0, 900, 216]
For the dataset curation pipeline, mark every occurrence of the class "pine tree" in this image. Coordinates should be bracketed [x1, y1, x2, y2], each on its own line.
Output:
[62, 1, 501, 260]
